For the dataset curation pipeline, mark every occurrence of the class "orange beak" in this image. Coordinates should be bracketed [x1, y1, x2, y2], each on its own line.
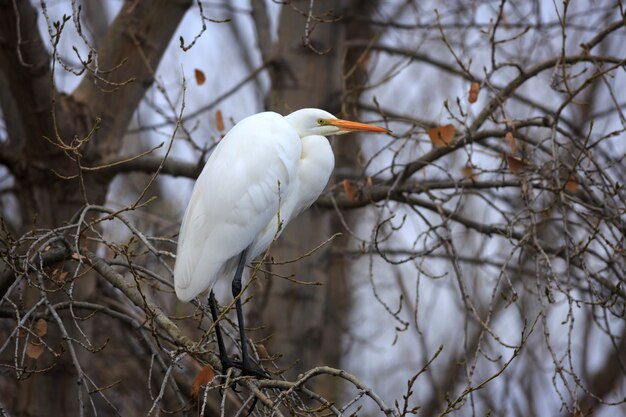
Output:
[327, 118, 389, 133]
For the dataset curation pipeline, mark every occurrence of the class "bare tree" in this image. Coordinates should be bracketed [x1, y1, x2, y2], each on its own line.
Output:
[0, 1, 625, 416]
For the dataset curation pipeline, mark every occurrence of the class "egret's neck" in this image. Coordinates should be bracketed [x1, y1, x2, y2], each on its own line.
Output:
[300, 135, 334, 172]
[293, 134, 334, 213]
[283, 112, 310, 138]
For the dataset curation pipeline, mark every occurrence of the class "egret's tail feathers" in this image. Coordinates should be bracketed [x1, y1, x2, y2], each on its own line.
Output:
[174, 250, 200, 301]
[174, 250, 239, 302]
[173, 246, 215, 301]
[174, 284, 198, 302]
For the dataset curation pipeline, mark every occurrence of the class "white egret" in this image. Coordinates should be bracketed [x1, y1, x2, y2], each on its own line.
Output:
[174, 108, 388, 375]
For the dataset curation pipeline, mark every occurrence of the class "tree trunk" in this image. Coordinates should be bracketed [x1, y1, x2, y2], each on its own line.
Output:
[249, 0, 376, 402]
[0, 1, 191, 415]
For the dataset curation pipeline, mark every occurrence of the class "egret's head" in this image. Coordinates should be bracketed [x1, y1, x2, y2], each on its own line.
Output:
[285, 108, 389, 138]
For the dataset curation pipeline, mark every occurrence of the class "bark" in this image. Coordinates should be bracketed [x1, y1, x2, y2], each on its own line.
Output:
[248, 0, 376, 402]
[0, 1, 191, 415]
[0, 0, 191, 232]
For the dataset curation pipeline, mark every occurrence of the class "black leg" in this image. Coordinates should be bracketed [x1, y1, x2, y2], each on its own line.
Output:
[208, 291, 231, 372]
[208, 249, 267, 379]
[231, 250, 251, 371]
[231, 250, 268, 378]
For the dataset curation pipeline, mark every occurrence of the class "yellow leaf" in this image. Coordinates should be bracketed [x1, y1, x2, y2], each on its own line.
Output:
[191, 365, 215, 397]
[194, 69, 206, 86]
[427, 124, 456, 148]
[469, 82, 479, 103]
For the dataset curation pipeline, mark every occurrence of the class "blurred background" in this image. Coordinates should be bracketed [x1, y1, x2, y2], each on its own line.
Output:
[0, 1, 625, 416]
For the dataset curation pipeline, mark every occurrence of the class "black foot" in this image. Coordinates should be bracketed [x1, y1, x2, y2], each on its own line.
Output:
[220, 357, 269, 379]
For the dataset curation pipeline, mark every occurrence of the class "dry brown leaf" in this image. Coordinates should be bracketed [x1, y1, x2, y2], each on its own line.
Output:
[215, 110, 225, 132]
[51, 268, 68, 284]
[461, 165, 474, 178]
[366, 176, 373, 188]
[71, 253, 86, 262]
[191, 365, 215, 397]
[506, 155, 525, 173]
[565, 176, 579, 192]
[469, 82, 479, 103]
[256, 343, 270, 360]
[540, 207, 552, 219]
[505, 132, 516, 154]
[34, 319, 47, 337]
[580, 43, 590, 56]
[194, 69, 206, 85]
[342, 179, 359, 201]
[26, 342, 44, 360]
[427, 124, 455, 148]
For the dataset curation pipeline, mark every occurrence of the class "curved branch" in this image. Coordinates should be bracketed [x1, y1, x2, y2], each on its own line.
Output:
[258, 366, 398, 417]
[584, 19, 626, 50]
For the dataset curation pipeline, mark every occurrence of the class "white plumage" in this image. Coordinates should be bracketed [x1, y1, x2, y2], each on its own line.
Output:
[174, 108, 388, 302]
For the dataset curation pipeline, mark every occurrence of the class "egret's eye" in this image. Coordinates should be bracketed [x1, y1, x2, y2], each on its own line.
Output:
[317, 118, 327, 125]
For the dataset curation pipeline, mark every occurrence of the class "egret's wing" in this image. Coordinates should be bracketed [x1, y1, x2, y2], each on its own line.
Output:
[174, 112, 301, 301]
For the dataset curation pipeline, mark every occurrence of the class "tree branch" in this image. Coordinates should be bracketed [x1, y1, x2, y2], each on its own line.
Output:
[0, 0, 54, 147]
[0, 246, 69, 300]
[359, 41, 560, 115]
[82, 250, 287, 415]
[250, 0, 274, 64]
[98, 154, 203, 179]
[315, 179, 526, 210]
[83, 250, 199, 354]
[395, 53, 625, 183]
[129, 61, 271, 133]
[72, 0, 192, 147]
